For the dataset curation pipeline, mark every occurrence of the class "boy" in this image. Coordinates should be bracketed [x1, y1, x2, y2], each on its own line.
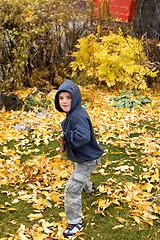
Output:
[54, 79, 104, 238]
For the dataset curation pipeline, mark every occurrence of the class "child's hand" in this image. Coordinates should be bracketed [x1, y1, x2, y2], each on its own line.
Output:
[57, 133, 65, 154]
[57, 133, 65, 143]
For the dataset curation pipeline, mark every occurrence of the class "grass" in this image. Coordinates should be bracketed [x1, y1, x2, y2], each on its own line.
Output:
[0, 121, 160, 240]
[82, 145, 160, 240]
[0, 186, 34, 236]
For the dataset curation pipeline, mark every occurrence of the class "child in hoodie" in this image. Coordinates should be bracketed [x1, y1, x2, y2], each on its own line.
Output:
[54, 80, 104, 238]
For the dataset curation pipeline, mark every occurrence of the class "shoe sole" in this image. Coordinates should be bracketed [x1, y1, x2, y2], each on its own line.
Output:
[63, 227, 83, 238]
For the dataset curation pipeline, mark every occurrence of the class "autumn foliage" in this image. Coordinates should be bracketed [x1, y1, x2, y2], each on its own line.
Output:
[0, 0, 91, 90]
[1, 0, 160, 92]
[0, 86, 160, 239]
[71, 30, 159, 90]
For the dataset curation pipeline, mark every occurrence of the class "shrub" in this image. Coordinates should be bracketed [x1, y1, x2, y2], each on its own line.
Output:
[143, 39, 160, 90]
[70, 30, 159, 89]
[0, 0, 92, 90]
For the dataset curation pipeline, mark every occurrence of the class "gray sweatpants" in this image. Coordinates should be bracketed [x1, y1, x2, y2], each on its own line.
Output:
[64, 157, 101, 224]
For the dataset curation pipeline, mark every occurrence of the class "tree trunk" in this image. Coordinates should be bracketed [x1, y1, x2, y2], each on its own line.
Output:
[133, 0, 160, 40]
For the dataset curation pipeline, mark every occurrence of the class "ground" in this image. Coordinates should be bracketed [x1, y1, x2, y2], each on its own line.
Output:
[0, 85, 160, 240]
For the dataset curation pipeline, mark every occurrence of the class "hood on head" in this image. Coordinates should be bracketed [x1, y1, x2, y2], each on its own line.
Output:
[54, 80, 82, 113]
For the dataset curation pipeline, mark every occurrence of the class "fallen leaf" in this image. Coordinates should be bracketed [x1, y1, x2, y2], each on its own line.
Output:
[116, 217, 128, 224]
[28, 213, 43, 221]
[112, 224, 124, 230]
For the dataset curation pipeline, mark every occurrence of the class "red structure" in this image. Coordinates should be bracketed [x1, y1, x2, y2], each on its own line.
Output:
[92, 0, 109, 19]
[92, 0, 136, 23]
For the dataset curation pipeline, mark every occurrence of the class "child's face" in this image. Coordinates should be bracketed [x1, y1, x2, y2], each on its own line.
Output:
[59, 91, 72, 113]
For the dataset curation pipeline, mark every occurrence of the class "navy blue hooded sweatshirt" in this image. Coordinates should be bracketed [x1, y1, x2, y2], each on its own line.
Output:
[54, 80, 104, 163]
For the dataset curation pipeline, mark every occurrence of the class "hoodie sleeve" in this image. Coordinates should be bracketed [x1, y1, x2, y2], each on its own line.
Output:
[63, 116, 91, 148]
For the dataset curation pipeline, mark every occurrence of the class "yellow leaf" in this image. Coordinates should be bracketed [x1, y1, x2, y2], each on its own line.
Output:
[32, 233, 48, 240]
[18, 224, 29, 240]
[27, 183, 37, 189]
[7, 208, 17, 211]
[112, 224, 124, 230]
[143, 211, 158, 220]
[75, 231, 85, 236]
[143, 183, 153, 193]
[60, 170, 69, 178]
[153, 151, 160, 156]
[44, 200, 52, 208]
[151, 168, 159, 181]
[142, 174, 151, 179]
[98, 199, 106, 208]
[19, 233, 29, 240]
[59, 212, 67, 222]
[114, 165, 134, 172]
[112, 200, 120, 205]
[116, 217, 128, 224]
[153, 205, 160, 214]
[143, 219, 153, 226]
[99, 185, 105, 193]
[3, 146, 7, 151]
[132, 215, 141, 224]
[51, 192, 59, 202]
[43, 227, 52, 234]
[15, 159, 21, 165]
[28, 213, 43, 221]
[155, 133, 160, 138]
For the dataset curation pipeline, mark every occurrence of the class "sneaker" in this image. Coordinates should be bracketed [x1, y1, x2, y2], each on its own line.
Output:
[83, 183, 95, 194]
[63, 221, 83, 238]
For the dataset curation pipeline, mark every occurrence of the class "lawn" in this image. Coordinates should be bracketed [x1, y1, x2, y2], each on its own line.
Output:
[0, 87, 160, 239]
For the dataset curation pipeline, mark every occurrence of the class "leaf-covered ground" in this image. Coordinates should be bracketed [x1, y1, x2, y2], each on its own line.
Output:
[0, 86, 160, 240]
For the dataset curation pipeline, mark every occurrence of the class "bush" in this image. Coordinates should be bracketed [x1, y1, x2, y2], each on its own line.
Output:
[0, 0, 92, 90]
[143, 39, 160, 90]
[70, 30, 159, 89]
